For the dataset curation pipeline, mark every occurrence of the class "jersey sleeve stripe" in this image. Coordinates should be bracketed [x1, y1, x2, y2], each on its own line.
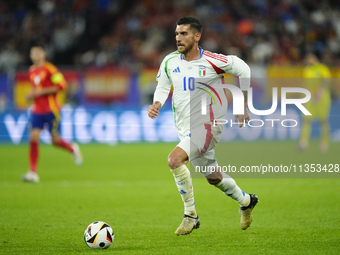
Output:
[203, 51, 229, 64]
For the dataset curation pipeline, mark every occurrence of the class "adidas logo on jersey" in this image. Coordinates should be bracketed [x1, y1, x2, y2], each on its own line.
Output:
[173, 67, 181, 73]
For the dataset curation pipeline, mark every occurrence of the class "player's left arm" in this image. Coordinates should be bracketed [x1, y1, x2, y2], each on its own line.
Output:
[236, 90, 250, 127]
[224, 56, 251, 127]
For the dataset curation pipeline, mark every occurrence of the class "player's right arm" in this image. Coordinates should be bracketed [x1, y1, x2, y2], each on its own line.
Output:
[148, 101, 161, 119]
[320, 64, 331, 88]
[26, 86, 59, 100]
[148, 56, 173, 119]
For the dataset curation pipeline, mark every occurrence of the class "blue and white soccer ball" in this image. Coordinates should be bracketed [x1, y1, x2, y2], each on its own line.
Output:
[84, 221, 114, 249]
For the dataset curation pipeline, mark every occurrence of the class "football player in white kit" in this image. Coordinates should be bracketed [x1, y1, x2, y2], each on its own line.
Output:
[147, 17, 258, 235]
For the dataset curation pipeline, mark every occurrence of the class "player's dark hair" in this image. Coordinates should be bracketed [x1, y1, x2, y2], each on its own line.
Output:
[304, 52, 318, 59]
[30, 45, 45, 52]
[177, 17, 203, 34]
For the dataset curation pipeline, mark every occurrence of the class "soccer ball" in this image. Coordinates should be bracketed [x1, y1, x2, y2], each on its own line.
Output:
[84, 221, 114, 249]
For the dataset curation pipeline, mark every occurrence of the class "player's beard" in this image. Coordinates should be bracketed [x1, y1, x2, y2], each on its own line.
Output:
[177, 39, 195, 55]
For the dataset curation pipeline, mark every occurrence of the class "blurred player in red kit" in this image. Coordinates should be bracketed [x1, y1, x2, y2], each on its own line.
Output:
[22, 46, 83, 183]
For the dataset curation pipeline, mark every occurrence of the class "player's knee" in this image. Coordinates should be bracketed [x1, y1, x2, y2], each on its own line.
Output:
[205, 169, 223, 185]
[51, 136, 60, 145]
[168, 155, 183, 170]
[30, 132, 40, 142]
[206, 172, 223, 185]
[206, 177, 222, 185]
[30, 136, 39, 143]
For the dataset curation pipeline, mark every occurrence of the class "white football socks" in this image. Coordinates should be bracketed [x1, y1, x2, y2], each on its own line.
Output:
[171, 165, 197, 217]
[215, 178, 250, 207]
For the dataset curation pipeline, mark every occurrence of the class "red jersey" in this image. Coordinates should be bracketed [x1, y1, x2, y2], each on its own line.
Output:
[28, 61, 67, 114]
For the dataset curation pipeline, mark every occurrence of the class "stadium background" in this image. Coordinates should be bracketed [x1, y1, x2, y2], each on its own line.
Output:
[0, 1, 339, 254]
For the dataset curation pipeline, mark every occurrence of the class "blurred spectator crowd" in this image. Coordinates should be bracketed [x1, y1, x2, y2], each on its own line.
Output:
[1, 0, 340, 74]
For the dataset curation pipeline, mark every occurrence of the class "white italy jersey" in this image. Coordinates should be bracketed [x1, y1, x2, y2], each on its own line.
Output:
[154, 47, 250, 140]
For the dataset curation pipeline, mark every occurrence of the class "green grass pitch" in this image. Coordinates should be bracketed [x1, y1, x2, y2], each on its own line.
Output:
[0, 141, 339, 254]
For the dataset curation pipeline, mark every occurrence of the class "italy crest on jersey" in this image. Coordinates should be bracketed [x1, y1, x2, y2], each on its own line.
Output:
[198, 65, 206, 77]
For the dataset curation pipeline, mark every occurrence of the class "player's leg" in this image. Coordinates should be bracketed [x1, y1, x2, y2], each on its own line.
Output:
[191, 122, 258, 229]
[192, 151, 258, 230]
[22, 113, 43, 183]
[320, 119, 330, 152]
[168, 145, 195, 217]
[169, 137, 200, 235]
[29, 129, 40, 173]
[50, 113, 73, 152]
[299, 118, 311, 151]
[49, 112, 83, 165]
[192, 156, 252, 206]
[52, 133, 83, 165]
[191, 124, 252, 207]
[208, 165, 258, 230]
[209, 163, 250, 206]
[318, 94, 331, 152]
[299, 101, 315, 151]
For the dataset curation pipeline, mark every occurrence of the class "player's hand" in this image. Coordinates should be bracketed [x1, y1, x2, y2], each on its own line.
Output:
[25, 90, 41, 100]
[25, 92, 35, 101]
[147, 102, 161, 119]
[234, 106, 250, 128]
[312, 89, 323, 103]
